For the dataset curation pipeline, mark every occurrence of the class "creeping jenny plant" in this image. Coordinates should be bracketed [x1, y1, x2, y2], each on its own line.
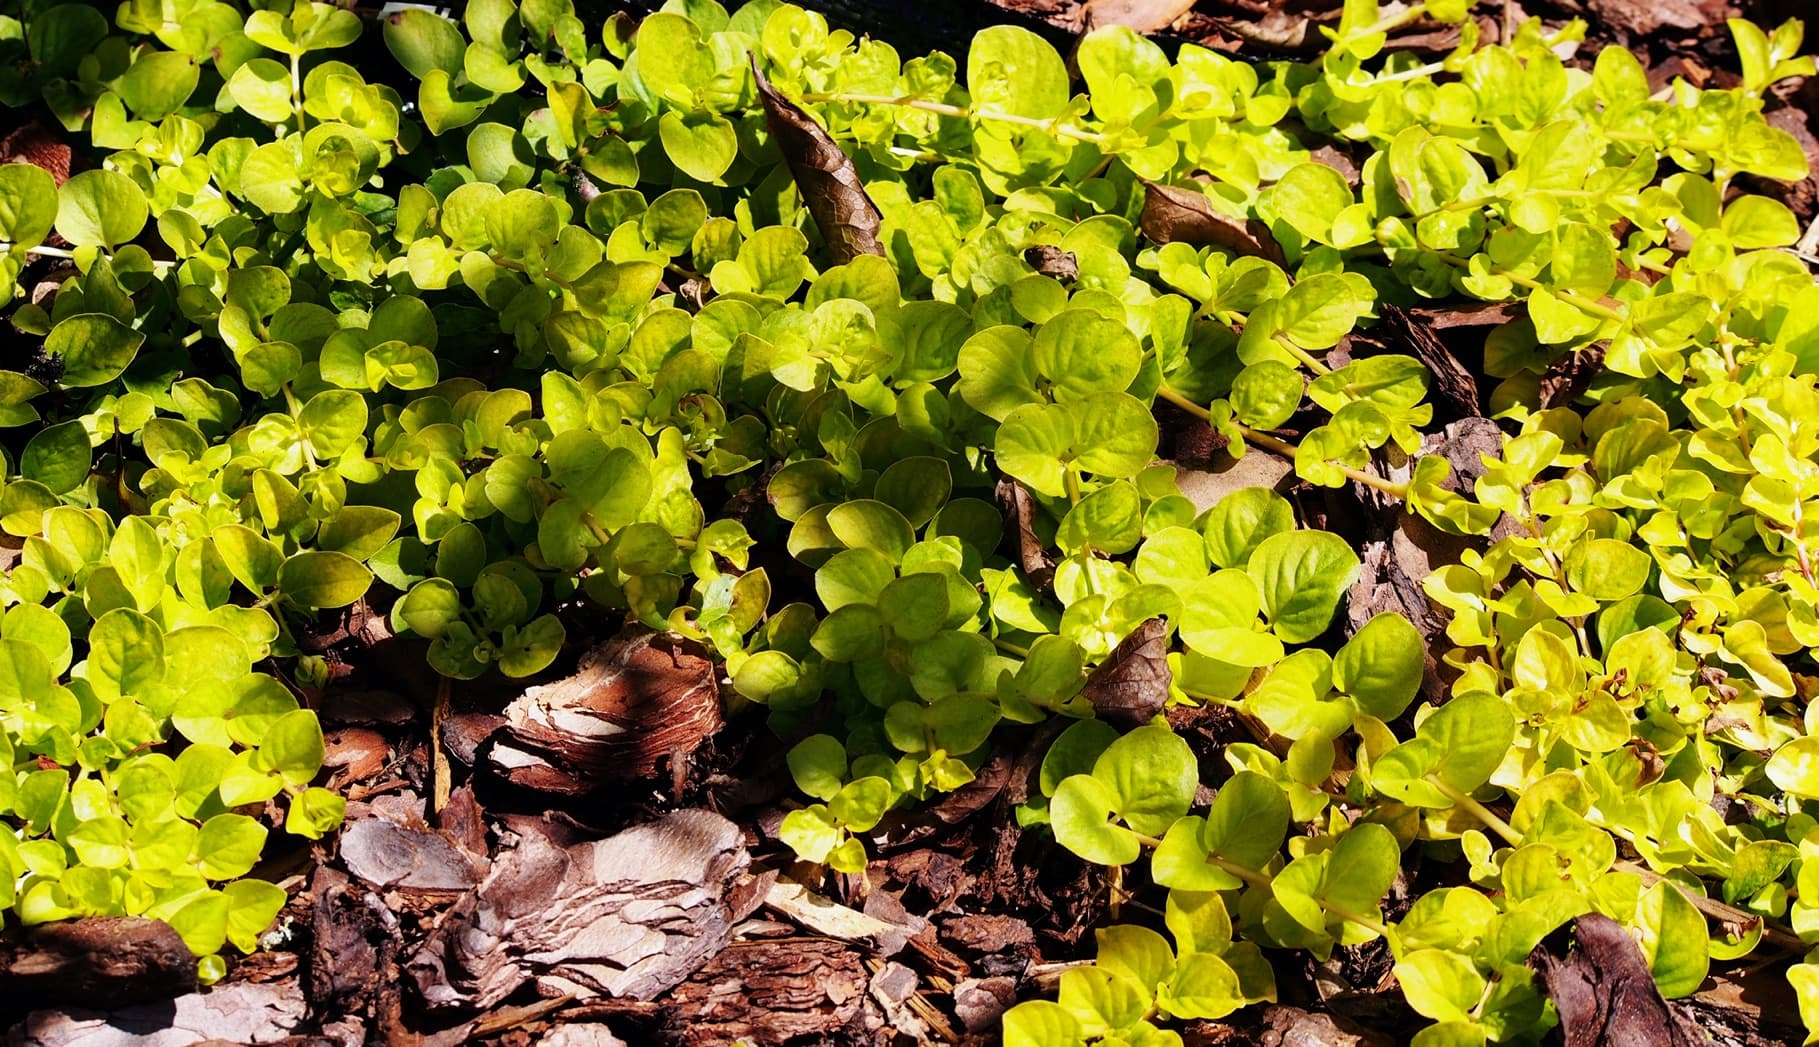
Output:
[5, 0, 1819, 1038]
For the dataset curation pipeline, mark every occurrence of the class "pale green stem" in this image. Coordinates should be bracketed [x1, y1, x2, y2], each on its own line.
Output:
[800, 91, 1110, 145]
[1429, 776, 1520, 845]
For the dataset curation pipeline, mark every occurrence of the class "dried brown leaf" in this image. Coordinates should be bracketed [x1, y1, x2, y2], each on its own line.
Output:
[1139, 180, 1284, 264]
[1024, 245, 1079, 282]
[1539, 342, 1608, 410]
[1082, 0, 1196, 34]
[995, 478, 1055, 591]
[751, 59, 883, 265]
[1408, 302, 1518, 329]
[1081, 618, 1171, 728]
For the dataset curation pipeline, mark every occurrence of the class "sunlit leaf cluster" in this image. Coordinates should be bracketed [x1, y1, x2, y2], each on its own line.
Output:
[4, 0, 1819, 1036]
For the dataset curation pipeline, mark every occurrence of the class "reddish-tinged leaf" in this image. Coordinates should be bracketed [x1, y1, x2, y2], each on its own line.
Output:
[751, 59, 883, 265]
[1139, 180, 1284, 264]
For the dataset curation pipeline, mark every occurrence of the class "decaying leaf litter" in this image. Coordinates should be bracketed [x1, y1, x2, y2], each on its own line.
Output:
[3, 0, 1819, 1044]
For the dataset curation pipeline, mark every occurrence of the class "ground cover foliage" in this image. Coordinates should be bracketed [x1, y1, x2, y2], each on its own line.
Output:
[3, 0, 1819, 1042]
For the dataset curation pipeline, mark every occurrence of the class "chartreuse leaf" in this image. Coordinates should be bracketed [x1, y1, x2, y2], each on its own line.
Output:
[1052, 725, 1196, 866]
[1153, 771, 1288, 891]
[55, 170, 149, 249]
[0, 164, 58, 249]
[1636, 881, 1709, 998]
[1333, 614, 1424, 720]
[5, 0, 1816, 1028]
[1247, 531, 1360, 644]
[968, 26, 1069, 121]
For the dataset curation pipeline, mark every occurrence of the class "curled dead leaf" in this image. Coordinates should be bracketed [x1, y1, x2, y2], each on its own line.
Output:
[995, 478, 1055, 591]
[751, 59, 884, 265]
[1082, 618, 1171, 728]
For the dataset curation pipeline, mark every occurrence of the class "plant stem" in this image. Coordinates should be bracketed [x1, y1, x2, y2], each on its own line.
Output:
[1207, 853, 1394, 939]
[1614, 859, 1807, 953]
[799, 91, 1109, 145]
[1373, 60, 1447, 85]
[1356, 2, 1430, 39]
[1154, 383, 1211, 420]
[1276, 338, 1333, 376]
[1429, 776, 1520, 845]
[1429, 250, 1629, 326]
[991, 636, 1030, 658]
[291, 51, 307, 133]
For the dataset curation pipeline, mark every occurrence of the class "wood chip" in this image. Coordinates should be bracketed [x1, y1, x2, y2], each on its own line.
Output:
[1023, 245, 1079, 283]
[0, 918, 196, 1007]
[12, 983, 305, 1047]
[1528, 913, 1707, 1047]
[751, 59, 884, 265]
[764, 880, 914, 955]
[938, 913, 1035, 954]
[654, 938, 870, 1045]
[338, 803, 486, 892]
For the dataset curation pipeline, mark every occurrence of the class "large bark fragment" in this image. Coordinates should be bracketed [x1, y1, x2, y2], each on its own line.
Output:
[306, 865, 409, 1044]
[1382, 305, 1481, 420]
[0, 918, 196, 1008]
[1344, 418, 1503, 706]
[408, 809, 753, 1012]
[338, 801, 486, 893]
[1527, 913, 1706, 1047]
[9, 983, 305, 1047]
[486, 630, 721, 794]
